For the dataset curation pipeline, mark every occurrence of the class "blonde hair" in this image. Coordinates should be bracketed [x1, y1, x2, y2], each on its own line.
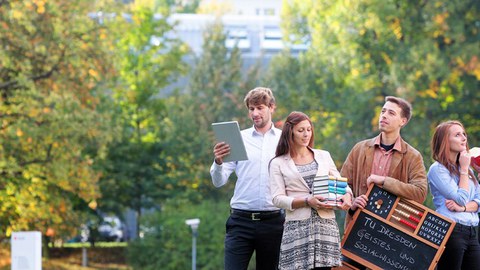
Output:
[244, 87, 276, 109]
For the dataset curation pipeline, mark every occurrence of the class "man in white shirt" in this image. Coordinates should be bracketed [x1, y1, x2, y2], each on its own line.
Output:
[210, 87, 284, 270]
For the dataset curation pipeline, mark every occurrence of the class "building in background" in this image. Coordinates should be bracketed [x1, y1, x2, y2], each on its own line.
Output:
[168, 13, 299, 57]
[157, 12, 309, 97]
[200, 0, 282, 16]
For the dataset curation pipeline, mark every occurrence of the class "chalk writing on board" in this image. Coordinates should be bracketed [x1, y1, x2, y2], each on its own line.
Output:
[343, 212, 437, 270]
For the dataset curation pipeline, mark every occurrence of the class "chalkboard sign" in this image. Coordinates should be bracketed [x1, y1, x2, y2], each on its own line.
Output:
[418, 212, 452, 245]
[343, 211, 437, 270]
[341, 185, 455, 270]
[365, 185, 396, 219]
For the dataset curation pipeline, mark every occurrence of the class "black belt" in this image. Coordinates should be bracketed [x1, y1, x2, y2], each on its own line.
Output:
[230, 209, 284, 221]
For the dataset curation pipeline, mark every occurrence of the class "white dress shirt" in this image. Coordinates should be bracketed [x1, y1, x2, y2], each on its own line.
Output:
[210, 124, 281, 211]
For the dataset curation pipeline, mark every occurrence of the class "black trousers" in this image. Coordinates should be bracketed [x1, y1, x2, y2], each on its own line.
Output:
[437, 223, 480, 270]
[224, 210, 285, 270]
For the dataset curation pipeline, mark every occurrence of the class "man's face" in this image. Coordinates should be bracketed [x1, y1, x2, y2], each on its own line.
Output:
[248, 103, 273, 130]
[378, 101, 407, 134]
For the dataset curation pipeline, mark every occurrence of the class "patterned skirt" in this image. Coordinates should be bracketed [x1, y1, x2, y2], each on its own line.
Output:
[279, 209, 341, 270]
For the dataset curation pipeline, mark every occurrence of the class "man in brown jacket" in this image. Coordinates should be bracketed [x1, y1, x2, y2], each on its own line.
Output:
[340, 96, 428, 228]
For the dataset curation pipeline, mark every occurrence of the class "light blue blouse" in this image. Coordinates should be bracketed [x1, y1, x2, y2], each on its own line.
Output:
[428, 162, 480, 226]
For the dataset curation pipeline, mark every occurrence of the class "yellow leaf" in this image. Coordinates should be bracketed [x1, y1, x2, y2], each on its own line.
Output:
[351, 69, 360, 77]
[6, 186, 15, 196]
[474, 69, 480, 80]
[16, 128, 23, 137]
[445, 94, 454, 103]
[381, 52, 392, 66]
[88, 200, 98, 210]
[434, 13, 449, 25]
[88, 69, 98, 78]
[448, 70, 460, 84]
[60, 201, 67, 213]
[365, 16, 374, 28]
[426, 89, 437, 98]
[12, 10, 22, 19]
[415, 70, 423, 78]
[37, 5, 45, 14]
[390, 18, 402, 40]
[34, 0, 46, 14]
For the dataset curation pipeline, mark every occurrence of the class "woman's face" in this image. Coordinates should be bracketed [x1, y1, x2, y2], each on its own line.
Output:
[448, 124, 467, 154]
[292, 120, 312, 147]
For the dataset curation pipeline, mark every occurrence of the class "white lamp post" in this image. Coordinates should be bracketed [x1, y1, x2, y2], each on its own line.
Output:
[185, 218, 200, 270]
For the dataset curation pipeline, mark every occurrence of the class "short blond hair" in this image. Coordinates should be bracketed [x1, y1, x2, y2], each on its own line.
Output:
[244, 87, 276, 109]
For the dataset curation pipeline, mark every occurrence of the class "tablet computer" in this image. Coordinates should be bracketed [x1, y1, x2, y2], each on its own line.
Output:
[212, 121, 249, 162]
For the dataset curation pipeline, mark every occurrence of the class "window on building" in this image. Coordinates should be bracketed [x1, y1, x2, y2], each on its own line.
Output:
[264, 8, 275, 16]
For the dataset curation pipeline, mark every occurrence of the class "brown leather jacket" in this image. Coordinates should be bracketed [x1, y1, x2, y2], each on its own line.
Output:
[340, 135, 428, 226]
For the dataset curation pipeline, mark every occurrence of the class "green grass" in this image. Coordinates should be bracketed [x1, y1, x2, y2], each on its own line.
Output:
[51, 242, 128, 248]
[1, 243, 130, 270]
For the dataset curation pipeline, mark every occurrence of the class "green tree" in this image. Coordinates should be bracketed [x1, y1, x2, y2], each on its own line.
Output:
[166, 20, 259, 200]
[156, 0, 200, 13]
[0, 0, 117, 242]
[280, 0, 480, 168]
[127, 199, 226, 269]
[188, 21, 247, 126]
[98, 0, 188, 237]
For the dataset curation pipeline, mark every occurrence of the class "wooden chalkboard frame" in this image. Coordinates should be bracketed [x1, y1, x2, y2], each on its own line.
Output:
[341, 184, 455, 270]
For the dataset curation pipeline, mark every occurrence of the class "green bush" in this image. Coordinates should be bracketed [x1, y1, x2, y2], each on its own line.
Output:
[127, 199, 228, 269]
[126, 198, 369, 269]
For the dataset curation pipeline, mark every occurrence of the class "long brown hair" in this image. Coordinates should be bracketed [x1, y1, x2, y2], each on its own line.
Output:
[431, 120, 473, 179]
[274, 111, 314, 158]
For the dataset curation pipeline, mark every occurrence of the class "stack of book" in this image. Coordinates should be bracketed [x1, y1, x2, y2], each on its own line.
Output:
[313, 175, 348, 207]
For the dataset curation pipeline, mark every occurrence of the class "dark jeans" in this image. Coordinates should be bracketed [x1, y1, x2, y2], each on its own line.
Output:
[437, 223, 480, 270]
[224, 210, 285, 270]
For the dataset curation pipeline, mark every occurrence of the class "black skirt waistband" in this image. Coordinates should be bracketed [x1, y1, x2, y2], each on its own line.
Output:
[230, 208, 284, 221]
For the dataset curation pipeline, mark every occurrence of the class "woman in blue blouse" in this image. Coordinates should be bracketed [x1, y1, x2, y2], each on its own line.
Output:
[428, 120, 480, 270]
